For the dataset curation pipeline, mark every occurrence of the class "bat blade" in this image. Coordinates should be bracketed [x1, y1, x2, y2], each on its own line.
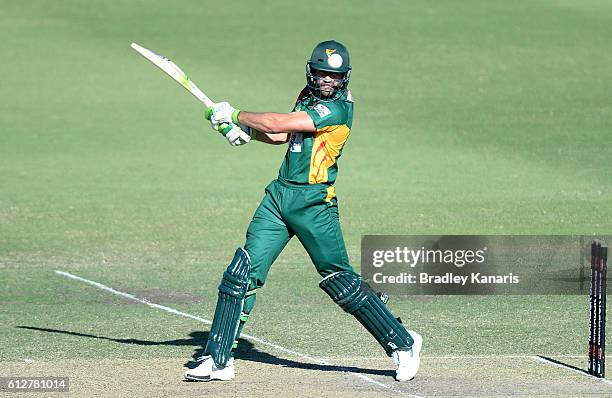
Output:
[130, 42, 214, 107]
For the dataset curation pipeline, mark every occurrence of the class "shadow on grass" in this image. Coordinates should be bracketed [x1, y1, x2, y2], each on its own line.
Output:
[17, 326, 393, 377]
[536, 355, 594, 376]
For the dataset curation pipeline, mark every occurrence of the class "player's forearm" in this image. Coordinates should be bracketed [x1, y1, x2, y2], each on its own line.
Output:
[237, 112, 292, 134]
[237, 110, 316, 134]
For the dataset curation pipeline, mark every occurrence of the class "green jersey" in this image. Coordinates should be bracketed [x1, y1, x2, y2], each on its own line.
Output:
[278, 87, 354, 190]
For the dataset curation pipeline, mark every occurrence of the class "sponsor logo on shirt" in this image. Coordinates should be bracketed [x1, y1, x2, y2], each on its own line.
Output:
[314, 104, 331, 118]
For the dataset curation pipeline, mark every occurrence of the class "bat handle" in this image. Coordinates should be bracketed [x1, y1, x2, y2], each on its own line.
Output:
[218, 123, 232, 136]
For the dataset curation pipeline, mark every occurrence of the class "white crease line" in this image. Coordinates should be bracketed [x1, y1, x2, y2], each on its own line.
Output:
[427, 355, 584, 359]
[326, 355, 587, 360]
[422, 355, 586, 360]
[55, 270, 423, 398]
[531, 356, 612, 385]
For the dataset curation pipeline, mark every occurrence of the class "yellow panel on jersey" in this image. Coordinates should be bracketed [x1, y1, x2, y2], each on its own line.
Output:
[325, 186, 336, 204]
[308, 124, 350, 184]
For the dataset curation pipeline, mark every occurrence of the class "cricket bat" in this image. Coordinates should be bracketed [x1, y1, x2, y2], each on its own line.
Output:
[130, 42, 214, 108]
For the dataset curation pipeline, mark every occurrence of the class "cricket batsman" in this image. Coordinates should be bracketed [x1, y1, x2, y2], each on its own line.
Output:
[185, 40, 422, 382]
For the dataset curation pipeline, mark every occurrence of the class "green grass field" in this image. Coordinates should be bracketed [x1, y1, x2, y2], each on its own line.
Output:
[1, 1, 611, 396]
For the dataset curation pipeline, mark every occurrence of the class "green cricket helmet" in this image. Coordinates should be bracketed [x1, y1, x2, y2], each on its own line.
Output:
[306, 40, 351, 101]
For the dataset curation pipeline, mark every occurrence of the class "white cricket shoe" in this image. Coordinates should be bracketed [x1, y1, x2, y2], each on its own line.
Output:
[392, 330, 422, 381]
[184, 355, 235, 381]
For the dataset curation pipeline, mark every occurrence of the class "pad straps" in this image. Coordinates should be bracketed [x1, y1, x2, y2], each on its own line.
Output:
[320, 271, 413, 355]
[204, 248, 251, 367]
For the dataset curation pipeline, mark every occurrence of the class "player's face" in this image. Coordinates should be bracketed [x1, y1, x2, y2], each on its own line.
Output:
[314, 69, 342, 98]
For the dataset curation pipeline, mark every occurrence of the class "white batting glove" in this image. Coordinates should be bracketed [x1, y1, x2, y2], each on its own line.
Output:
[219, 123, 251, 146]
[209, 102, 241, 125]
[204, 103, 241, 132]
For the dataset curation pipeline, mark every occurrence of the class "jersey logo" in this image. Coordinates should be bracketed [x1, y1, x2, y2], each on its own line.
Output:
[314, 103, 331, 118]
[289, 133, 303, 153]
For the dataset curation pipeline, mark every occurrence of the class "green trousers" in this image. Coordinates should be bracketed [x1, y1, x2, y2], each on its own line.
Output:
[236, 178, 353, 328]
[245, 178, 353, 288]
[231, 179, 413, 356]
